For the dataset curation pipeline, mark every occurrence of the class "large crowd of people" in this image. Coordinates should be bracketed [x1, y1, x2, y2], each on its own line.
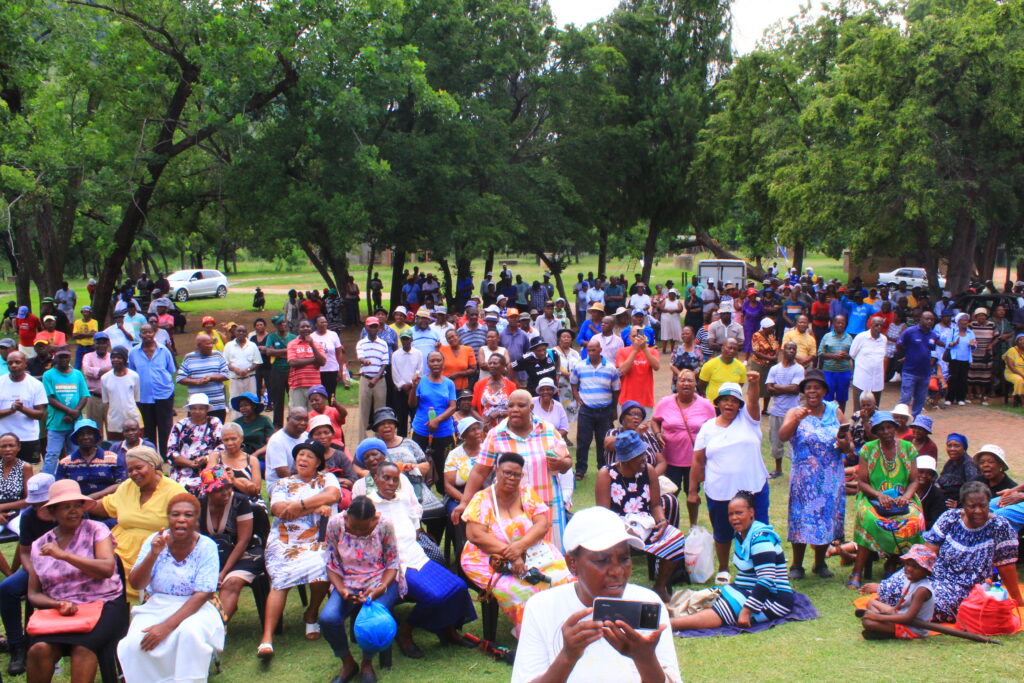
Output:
[0, 265, 1022, 681]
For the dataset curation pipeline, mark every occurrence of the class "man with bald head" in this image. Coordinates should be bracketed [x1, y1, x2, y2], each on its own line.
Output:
[265, 406, 309, 490]
[595, 315, 624, 364]
[176, 333, 229, 421]
[0, 351, 47, 463]
[570, 337, 621, 481]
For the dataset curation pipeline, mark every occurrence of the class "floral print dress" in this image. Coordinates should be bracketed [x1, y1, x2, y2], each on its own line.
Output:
[264, 472, 340, 590]
[787, 402, 846, 545]
[853, 440, 924, 554]
[459, 486, 573, 636]
[166, 417, 223, 494]
[604, 464, 687, 561]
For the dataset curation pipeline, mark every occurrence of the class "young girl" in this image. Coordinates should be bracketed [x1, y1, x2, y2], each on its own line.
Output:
[857, 544, 935, 639]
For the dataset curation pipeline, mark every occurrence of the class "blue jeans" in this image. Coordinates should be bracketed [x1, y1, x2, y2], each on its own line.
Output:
[575, 404, 614, 475]
[44, 429, 74, 474]
[0, 569, 28, 646]
[320, 582, 399, 659]
[899, 371, 930, 416]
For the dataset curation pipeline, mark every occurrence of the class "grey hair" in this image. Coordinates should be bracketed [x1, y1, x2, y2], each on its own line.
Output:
[960, 480, 992, 506]
[221, 422, 244, 438]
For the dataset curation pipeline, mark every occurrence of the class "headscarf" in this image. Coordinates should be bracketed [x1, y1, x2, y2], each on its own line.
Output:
[199, 466, 232, 496]
[125, 445, 163, 470]
[946, 433, 968, 450]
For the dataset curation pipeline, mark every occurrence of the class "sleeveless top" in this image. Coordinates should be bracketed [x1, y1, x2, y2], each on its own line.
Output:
[605, 462, 653, 517]
[0, 460, 26, 504]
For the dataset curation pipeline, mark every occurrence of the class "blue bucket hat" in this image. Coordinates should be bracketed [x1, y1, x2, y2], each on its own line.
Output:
[910, 414, 933, 434]
[70, 418, 102, 445]
[614, 430, 647, 463]
[229, 391, 264, 413]
[355, 438, 389, 467]
[619, 400, 647, 421]
[870, 410, 898, 433]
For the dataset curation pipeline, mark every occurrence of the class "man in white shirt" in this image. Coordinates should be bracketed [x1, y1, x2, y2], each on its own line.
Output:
[585, 283, 605, 307]
[222, 323, 262, 419]
[389, 329, 422, 437]
[627, 282, 651, 312]
[0, 351, 47, 463]
[702, 278, 720, 314]
[356, 317, 390, 435]
[850, 314, 888, 409]
[596, 316, 624, 365]
[430, 307, 455, 347]
[765, 342, 804, 478]
[102, 311, 136, 350]
[265, 407, 309, 491]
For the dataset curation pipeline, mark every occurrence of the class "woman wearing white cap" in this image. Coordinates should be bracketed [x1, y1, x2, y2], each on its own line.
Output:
[165, 393, 223, 495]
[511, 506, 679, 683]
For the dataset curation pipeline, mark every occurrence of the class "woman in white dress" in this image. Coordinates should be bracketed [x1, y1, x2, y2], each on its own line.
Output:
[118, 492, 225, 683]
[551, 329, 582, 429]
[659, 289, 684, 352]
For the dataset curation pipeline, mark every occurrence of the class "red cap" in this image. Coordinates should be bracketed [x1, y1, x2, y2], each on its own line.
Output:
[364, 316, 380, 326]
[202, 316, 216, 325]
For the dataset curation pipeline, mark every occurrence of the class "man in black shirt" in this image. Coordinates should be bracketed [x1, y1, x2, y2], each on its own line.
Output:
[510, 336, 559, 395]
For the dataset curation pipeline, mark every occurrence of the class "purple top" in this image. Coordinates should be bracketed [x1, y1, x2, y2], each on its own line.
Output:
[741, 301, 765, 353]
[31, 520, 122, 603]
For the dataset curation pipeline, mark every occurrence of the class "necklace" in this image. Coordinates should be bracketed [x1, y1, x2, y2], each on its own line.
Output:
[880, 442, 899, 475]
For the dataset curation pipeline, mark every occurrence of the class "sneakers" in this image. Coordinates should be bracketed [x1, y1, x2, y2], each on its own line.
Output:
[957, 401, 966, 406]
[943, 400, 951, 406]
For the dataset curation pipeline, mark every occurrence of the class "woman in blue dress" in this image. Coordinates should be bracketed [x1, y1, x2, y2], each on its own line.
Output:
[778, 369, 853, 580]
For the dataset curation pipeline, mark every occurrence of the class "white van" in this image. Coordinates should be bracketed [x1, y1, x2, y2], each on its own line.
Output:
[697, 259, 748, 287]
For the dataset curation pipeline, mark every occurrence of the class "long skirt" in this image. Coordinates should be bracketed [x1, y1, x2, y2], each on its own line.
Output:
[852, 494, 924, 555]
[641, 524, 688, 562]
[404, 561, 478, 634]
[118, 594, 225, 683]
[660, 313, 682, 342]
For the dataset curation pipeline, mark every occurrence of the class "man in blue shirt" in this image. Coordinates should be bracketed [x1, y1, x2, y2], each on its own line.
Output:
[499, 310, 531, 379]
[621, 310, 655, 347]
[129, 323, 178, 457]
[570, 338, 620, 479]
[896, 310, 937, 416]
[845, 292, 875, 336]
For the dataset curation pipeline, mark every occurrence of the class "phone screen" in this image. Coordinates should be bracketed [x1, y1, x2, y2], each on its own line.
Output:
[592, 598, 661, 630]
[837, 423, 851, 438]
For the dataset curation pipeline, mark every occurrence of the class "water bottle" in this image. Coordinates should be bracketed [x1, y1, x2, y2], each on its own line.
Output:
[428, 407, 437, 431]
[990, 582, 1007, 600]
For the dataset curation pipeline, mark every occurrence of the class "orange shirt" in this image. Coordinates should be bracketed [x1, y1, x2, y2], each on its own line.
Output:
[615, 346, 660, 407]
[441, 344, 477, 390]
[35, 330, 66, 346]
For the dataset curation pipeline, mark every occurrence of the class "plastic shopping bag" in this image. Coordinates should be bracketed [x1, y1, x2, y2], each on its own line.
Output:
[956, 584, 1022, 636]
[354, 598, 398, 653]
[683, 525, 715, 584]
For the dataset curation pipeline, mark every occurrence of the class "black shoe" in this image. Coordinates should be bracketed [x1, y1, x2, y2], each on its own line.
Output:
[8, 643, 26, 675]
[787, 566, 805, 580]
[854, 608, 867, 618]
[813, 564, 834, 579]
[360, 673, 377, 683]
[574, 472, 585, 481]
[398, 639, 424, 659]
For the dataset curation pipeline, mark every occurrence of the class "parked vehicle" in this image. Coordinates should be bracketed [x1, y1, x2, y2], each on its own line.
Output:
[877, 267, 945, 290]
[167, 269, 230, 302]
[954, 293, 1019, 317]
[698, 259, 747, 287]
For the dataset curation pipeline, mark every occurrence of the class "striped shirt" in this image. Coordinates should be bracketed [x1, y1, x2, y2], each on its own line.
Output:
[457, 323, 488, 351]
[356, 337, 390, 379]
[478, 417, 569, 506]
[570, 357, 620, 408]
[176, 351, 229, 410]
[731, 521, 793, 615]
[286, 338, 321, 389]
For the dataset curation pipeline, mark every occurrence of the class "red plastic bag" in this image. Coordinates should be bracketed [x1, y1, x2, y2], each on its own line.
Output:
[956, 584, 1021, 635]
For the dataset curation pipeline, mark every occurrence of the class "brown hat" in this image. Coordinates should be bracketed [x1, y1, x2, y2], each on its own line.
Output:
[43, 479, 97, 512]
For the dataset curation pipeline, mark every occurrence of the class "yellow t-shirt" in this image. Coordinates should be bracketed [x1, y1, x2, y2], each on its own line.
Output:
[698, 356, 747, 402]
[782, 328, 817, 363]
[72, 318, 98, 347]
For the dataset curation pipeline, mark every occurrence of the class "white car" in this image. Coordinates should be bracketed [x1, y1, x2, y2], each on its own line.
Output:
[167, 269, 230, 302]
[877, 267, 945, 290]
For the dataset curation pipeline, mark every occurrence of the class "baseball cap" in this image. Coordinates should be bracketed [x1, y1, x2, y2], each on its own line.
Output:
[201, 316, 216, 325]
[92, 332, 109, 341]
[16, 306, 28, 319]
[714, 382, 744, 405]
[915, 455, 937, 474]
[364, 316, 380, 326]
[562, 506, 644, 554]
[399, 328, 413, 339]
[0, 339, 14, 348]
[506, 307, 520, 318]
[26, 473, 56, 505]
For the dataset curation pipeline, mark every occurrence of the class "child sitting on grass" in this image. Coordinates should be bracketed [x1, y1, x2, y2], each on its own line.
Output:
[856, 544, 936, 640]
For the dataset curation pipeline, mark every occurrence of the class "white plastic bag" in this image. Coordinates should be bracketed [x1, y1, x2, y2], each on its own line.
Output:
[683, 525, 715, 584]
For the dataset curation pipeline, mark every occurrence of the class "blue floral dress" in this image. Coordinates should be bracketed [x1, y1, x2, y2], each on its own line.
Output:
[878, 509, 1019, 621]
[787, 401, 846, 545]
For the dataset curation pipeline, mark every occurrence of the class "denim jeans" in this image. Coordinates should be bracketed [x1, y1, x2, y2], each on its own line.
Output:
[899, 371, 930, 416]
[0, 569, 28, 647]
[44, 429, 74, 475]
[319, 582, 400, 658]
[575, 404, 614, 475]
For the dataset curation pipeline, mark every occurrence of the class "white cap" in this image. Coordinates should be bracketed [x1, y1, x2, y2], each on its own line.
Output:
[186, 392, 211, 407]
[891, 403, 912, 419]
[536, 377, 556, 390]
[394, 306, 408, 315]
[759, 317, 775, 329]
[562, 507, 645, 554]
[916, 455, 937, 473]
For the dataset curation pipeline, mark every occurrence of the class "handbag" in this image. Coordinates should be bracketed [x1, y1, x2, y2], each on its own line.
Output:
[27, 600, 104, 636]
[489, 486, 555, 570]
[870, 487, 910, 517]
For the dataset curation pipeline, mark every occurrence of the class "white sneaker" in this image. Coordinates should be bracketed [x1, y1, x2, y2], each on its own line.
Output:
[957, 401, 966, 406]
[943, 400, 951, 406]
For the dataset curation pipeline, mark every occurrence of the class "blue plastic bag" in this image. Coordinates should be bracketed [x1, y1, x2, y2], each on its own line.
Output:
[354, 598, 397, 654]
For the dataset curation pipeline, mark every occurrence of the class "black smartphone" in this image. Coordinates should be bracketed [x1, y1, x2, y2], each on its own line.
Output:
[837, 423, 851, 439]
[592, 598, 661, 630]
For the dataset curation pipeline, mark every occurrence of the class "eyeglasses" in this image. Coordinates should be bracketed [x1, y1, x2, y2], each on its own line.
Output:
[498, 470, 524, 480]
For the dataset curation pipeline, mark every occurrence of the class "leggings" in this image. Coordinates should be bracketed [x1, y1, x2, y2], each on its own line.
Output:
[320, 370, 339, 401]
[947, 359, 969, 403]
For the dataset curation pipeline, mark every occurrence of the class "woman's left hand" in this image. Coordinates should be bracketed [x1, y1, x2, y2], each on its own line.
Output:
[426, 418, 440, 432]
[736, 607, 752, 627]
[140, 621, 174, 651]
[835, 431, 853, 454]
[316, 505, 333, 518]
[600, 620, 665, 660]
[501, 541, 524, 561]
[894, 495, 910, 508]
[650, 519, 668, 541]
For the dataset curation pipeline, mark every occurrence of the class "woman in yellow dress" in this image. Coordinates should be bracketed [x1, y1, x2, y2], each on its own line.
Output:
[1002, 333, 1024, 402]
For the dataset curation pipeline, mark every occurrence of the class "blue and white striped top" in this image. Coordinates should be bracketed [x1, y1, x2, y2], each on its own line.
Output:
[569, 357, 620, 409]
[176, 351, 229, 410]
[457, 324, 488, 351]
[356, 337, 390, 379]
[732, 520, 793, 614]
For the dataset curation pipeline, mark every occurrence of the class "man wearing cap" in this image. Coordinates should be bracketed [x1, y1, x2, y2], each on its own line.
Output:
[410, 309, 441, 375]
[356, 317, 390, 434]
[430, 306, 454, 346]
[511, 506, 680, 683]
[39, 297, 70, 336]
[15, 305, 41, 359]
[621, 309, 655, 348]
[0, 338, 14, 376]
[707, 302, 744, 356]
[627, 282, 651, 313]
[34, 315, 67, 348]
[456, 306, 488, 354]
[81, 332, 112, 432]
[264, 314, 296, 427]
[41, 346, 89, 474]
[499, 309, 531, 377]
[603, 276, 625, 311]
[511, 336, 560, 395]
[390, 328, 422, 437]
[101, 309, 135, 350]
[71, 305, 98, 369]
[782, 286, 807, 332]
[388, 306, 411, 336]
[122, 300, 147, 340]
[0, 352, 47, 464]
[177, 333, 230, 421]
[26, 339, 53, 379]
[222, 323, 262, 420]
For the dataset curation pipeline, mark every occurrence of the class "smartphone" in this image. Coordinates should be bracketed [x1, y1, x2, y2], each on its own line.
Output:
[592, 598, 661, 630]
[837, 423, 851, 439]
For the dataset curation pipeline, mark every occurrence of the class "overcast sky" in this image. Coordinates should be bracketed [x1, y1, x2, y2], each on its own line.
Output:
[548, 0, 817, 54]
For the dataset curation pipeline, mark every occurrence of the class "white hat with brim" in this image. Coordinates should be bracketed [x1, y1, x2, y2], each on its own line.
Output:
[759, 318, 775, 329]
[714, 382, 744, 406]
[186, 392, 211, 408]
[974, 444, 1009, 470]
[891, 403, 913, 419]
[915, 455, 937, 474]
[562, 506, 645, 554]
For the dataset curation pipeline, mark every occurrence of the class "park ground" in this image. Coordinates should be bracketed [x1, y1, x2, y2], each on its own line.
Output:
[7, 253, 1024, 681]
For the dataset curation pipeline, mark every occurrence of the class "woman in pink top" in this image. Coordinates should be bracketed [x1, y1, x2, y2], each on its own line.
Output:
[24, 479, 127, 682]
[652, 368, 716, 527]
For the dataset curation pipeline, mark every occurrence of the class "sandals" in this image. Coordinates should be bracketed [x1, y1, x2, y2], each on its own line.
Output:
[256, 643, 274, 659]
[854, 608, 867, 618]
[846, 573, 862, 590]
[714, 571, 731, 585]
[305, 621, 322, 641]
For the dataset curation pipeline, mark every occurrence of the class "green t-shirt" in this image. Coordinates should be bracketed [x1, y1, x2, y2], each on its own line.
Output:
[42, 367, 89, 432]
[818, 331, 853, 373]
[234, 414, 276, 454]
[266, 332, 296, 371]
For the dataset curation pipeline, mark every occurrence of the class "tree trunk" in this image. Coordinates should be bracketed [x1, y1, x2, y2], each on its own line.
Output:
[1016, 258, 1024, 282]
[792, 241, 805, 276]
[320, 240, 350, 299]
[484, 249, 495, 280]
[597, 225, 608, 278]
[914, 221, 941, 298]
[947, 206, 978, 294]
[640, 223, 659, 287]
[437, 257, 454, 307]
[389, 248, 407, 312]
[977, 225, 1001, 284]
[299, 242, 337, 291]
[536, 251, 576, 328]
[365, 244, 377, 316]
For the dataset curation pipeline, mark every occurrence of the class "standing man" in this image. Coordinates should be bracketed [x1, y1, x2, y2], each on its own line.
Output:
[897, 310, 937, 416]
[81, 332, 112, 433]
[845, 292, 874, 337]
[499, 309, 531, 378]
[222, 323, 262, 419]
[176, 334, 229, 422]
[817, 315, 853, 413]
[411, 309, 441, 374]
[456, 305, 488, 354]
[71, 305, 98, 369]
[707, 302, 744, 356]
[53, 281, 77, 321]
[0, 352, 47, 463]
[369, 272, 384, 312]
[782, 286, 807, 332]
[535, 301, 561, 348]
[285, 319, 326, 411]
[782, 315, 817, 368]
[765, 341, 804, 479]
[129, 323, 177, 457]
[355, 317, 389, 434]
[570, 338, 620, 481]
[511, 336, 559, 395]
[850, 315, 888, 409]
[41, 346, 89, 474]
[389, 329, 422, 437]
[264, 314, 296, 428]
[698, 338, 747, 401]
[15, 306, 41, 359]
[430, 307, 454, 346]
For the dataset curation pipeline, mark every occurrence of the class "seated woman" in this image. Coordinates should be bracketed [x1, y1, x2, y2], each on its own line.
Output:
[24, 480, 128, 683]
[319, 495, 400, 683]
[865, 481, 1022, 622]
[166, 392, 223, 495]
[0, 433, 32, 572]
[937, 432, 978, 508]
[230, 391, 275, 461]
[118, 493, 225, 683]
[847, 411, 924, 589]
[671, 491, 794, 631]
[443, 417, 484, 518]
[973, 444, 1017, 495]
[461, 453, 573, 636]
[197, 467, 264, 621]
[258, 440, 341, 659]
[597, 431, 687, 602]
[603, 401, 677, 528]
[371, 407, 445, 537]
[55, 419, 125, 501]
[107, 419, 156, 463]
[95, 446, 186, 598]
[308, 414, 358, 503]
[1002, 332, 1024, 406]
[207, 422, 267, 539]
[368, 462, 476, 659]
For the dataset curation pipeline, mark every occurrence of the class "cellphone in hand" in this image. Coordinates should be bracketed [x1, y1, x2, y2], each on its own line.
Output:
[836, 423, 851, 439]
[592, 598, 661, 630]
